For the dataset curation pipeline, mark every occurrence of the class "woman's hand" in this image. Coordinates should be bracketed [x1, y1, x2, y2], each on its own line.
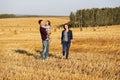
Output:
[71, 40, 73, 45]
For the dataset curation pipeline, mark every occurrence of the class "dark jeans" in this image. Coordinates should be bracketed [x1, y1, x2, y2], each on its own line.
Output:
[62, 41, 71, 59]
[41, 40, 49, 60]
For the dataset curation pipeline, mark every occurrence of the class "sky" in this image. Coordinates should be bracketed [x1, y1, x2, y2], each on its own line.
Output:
[0, 0, 120, 16]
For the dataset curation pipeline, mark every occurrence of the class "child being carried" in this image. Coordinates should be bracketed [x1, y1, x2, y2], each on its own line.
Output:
[43, 20, 51, 41]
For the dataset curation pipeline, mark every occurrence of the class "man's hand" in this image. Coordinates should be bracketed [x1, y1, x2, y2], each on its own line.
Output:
[47, 31, 51, 34]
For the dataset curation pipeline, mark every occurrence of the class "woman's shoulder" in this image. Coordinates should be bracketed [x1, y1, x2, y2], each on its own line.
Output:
[62, 30, 65, 32]
[69, 30, 72, 32]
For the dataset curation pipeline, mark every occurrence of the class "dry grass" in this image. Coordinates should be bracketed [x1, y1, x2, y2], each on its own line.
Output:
[0, 17, 120, 80]
[0, 17, 69, 27]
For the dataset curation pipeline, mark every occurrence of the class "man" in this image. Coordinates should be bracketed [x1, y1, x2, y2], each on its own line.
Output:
[38, 20, 50, 61]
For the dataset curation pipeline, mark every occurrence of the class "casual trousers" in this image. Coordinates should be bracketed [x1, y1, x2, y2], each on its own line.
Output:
[41, 40, 49, 60]
[62, 41, 71, 59]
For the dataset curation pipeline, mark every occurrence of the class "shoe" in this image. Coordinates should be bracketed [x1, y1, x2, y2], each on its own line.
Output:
[63, 51, 65, 56]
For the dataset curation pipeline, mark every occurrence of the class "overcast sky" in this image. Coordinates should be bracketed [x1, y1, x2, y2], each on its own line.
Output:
[0, 0, 120, 16]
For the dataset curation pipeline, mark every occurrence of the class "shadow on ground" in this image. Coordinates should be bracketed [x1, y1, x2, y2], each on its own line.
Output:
[14, 49, 40, 60]
[35, 49, 62, 59]
[49, 54, 62, 59]
[14, 49, 62, 60]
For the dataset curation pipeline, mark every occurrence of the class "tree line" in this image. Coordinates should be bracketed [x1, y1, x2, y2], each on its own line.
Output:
[69, 7, 120, 27]
[0, 14, 67, 19]
[0, 14, 17, 18]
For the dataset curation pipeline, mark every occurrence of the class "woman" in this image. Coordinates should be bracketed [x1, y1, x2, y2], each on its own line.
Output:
[61, 24, 73, 59]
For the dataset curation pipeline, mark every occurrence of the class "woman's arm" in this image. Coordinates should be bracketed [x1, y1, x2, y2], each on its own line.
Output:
[71, 30, 73, 40]
[70, 30, 73, 44]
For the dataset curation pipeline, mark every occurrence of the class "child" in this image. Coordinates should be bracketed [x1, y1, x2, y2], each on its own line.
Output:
[44, 20, 51, 41]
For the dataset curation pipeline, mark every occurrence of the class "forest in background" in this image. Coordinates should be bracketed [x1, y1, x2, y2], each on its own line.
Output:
[69, 7, 120, 27]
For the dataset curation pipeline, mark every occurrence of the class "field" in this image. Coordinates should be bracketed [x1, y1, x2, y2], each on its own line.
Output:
[0, 17, 120, 80]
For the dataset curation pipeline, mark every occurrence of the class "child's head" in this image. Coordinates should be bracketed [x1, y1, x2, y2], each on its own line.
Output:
[46, 20, 51, 26]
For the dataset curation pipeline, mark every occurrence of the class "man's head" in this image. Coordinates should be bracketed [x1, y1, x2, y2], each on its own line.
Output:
[38, 20, 44, 27]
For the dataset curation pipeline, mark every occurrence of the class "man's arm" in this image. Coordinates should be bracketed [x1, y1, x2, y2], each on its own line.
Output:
[40, 28, 47, 35]
[46, 26, 51, 35]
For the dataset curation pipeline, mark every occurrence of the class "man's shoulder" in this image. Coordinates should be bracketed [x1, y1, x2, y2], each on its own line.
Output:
[40, 27, 46, 33]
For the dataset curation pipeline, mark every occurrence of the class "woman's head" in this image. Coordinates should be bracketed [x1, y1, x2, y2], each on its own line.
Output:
[64, 24, 69, 30]
[46, 20, 51, 26]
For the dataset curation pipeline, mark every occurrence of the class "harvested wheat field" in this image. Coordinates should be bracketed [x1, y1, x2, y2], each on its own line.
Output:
[0, 17, 120, 80]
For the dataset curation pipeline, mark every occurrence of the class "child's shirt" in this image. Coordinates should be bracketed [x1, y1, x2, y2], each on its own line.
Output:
[43, 26, 51, 40]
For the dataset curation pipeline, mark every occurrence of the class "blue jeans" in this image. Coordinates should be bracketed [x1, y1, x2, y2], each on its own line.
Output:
[41, 40, 49, 60]
[62, 41, 71, 59]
